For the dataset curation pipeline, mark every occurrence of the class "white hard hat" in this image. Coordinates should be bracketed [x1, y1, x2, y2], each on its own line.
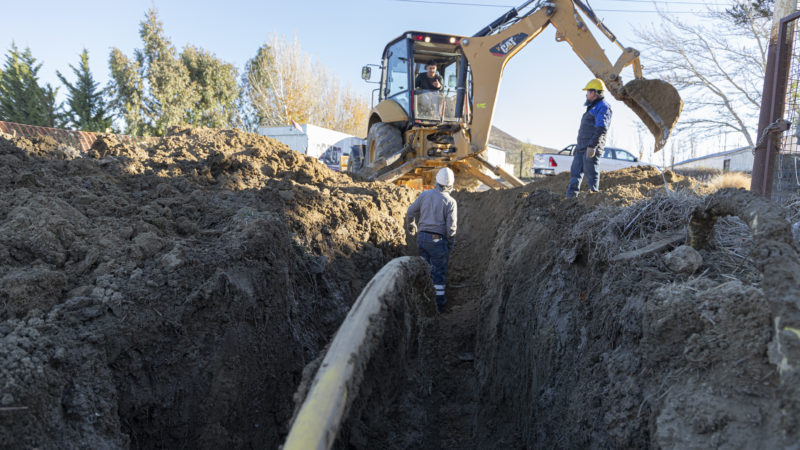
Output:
[436, 167, 455, 186]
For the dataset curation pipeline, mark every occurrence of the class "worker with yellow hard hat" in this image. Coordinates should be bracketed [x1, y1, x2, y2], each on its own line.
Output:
[566, 78, 613, 198]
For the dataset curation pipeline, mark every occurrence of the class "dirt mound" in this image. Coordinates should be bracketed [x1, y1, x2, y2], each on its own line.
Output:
[526, 165, 713, 206]
[454, 182, 798, 448]
[0, 127, 415, 448]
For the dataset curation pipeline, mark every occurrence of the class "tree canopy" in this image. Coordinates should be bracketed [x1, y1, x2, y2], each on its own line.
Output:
[57, 49, 113, 132]
[244, 35, 368, 137]
[0, 43, 61, 127]
[108, 9, 240, 135]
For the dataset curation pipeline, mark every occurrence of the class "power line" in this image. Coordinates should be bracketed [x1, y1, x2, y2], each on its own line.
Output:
[391, 0, 725, 11]
[606, 0, 726, 4]
[595, 8, 708, 12]
[392, 0, 514, 6]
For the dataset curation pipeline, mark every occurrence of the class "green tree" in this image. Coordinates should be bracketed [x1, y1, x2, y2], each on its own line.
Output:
[242, 44, 274, 131]
[181, 45, 241, 129]
[0, 43, 61, 126]
[108, 47, 146, 135]
[727, 0, 773, 25]
[108, 9, 240, 135]
[57, 49, 113, 132]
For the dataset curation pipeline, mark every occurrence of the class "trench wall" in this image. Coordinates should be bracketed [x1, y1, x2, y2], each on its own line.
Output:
[471, 189, 800, 448]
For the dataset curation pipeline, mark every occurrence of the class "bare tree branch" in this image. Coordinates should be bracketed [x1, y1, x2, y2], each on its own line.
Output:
[634, 5, 769, 149]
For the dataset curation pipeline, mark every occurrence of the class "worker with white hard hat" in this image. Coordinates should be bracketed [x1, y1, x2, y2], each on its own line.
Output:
[405, 167, 458, 313]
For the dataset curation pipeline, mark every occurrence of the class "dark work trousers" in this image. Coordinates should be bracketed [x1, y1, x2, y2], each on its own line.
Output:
[417, 231, 450, 310]
[566, 147, 601, 198]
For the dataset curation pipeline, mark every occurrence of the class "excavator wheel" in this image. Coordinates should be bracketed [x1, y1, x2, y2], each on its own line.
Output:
[358, 122, 403, 180]
[368, 122, 402, 161]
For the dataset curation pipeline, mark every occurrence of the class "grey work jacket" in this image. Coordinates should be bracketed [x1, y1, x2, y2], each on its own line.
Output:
[405, 186, 457, 240]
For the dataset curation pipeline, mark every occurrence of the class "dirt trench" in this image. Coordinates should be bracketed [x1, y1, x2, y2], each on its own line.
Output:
[320, 168, 800, 449]
[2, 126, 800, 449]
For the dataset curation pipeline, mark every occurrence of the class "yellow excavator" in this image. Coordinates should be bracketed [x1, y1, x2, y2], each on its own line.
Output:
[350, 0, 683, 189]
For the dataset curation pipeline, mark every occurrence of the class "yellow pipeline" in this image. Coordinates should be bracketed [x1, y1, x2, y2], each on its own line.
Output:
[283, 256, 429, 450]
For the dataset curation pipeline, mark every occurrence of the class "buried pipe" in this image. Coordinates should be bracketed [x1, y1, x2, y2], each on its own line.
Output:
[282, 256, 432, 450]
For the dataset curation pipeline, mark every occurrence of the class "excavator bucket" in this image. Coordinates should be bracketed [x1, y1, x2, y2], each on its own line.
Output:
[620, 78, 683, 152]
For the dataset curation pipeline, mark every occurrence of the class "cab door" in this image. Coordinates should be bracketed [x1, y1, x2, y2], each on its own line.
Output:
[381, 38, 412, 117]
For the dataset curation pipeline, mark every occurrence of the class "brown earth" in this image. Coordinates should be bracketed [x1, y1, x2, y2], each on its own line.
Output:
[0, 128, 415, 449]
[3, 126, 799, 449]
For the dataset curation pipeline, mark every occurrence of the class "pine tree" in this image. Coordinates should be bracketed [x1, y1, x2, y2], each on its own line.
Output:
[0, 43, 61, 126]
[57, 49, 113, 132]
[108, 9, 241, 135]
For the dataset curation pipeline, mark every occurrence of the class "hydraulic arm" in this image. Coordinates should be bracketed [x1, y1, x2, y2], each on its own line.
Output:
[464, 0, 682, 152]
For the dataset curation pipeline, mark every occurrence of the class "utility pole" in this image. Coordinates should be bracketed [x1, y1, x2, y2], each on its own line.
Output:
[752, 0, 798, 196]
[519, 150, 523, 178]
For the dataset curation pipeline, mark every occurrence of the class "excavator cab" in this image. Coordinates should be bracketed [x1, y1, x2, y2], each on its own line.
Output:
[411, 54, 463, 123]
[376, 32, 470, 126]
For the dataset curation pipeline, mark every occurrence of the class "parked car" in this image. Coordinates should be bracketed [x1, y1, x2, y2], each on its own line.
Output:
[531, 145, 641, 175]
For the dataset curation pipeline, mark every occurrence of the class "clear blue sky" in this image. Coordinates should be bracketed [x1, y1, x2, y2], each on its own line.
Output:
[2, 0, 721, 161]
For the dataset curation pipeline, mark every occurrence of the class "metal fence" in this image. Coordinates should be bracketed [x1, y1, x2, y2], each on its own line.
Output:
[778, 17, 800, 202]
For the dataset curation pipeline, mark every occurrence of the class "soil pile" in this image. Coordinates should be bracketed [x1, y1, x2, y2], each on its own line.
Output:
[527, 165, 714, 206]
[451, 178, 800, 447]
[4, 126, 798, 450]
[0, 127, 415, 448]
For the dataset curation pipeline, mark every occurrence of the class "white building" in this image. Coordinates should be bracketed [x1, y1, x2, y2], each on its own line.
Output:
[671, 146, 754, 173]
[258, 123, 363, 171]
[486, 144, 516, 174]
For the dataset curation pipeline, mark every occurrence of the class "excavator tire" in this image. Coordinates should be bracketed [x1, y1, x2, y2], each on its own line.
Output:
[368, 122, 403, 161]
[359, 122, 403, 180]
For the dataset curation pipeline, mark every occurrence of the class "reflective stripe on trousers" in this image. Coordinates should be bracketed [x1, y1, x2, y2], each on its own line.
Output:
[417, 232, 450, 307]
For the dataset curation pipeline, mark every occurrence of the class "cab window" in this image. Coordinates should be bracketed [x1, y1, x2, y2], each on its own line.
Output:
[384, 39, 411, 112]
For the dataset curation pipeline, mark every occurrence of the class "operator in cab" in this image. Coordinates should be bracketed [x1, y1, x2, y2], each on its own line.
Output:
[415, 62, 443, 91]
[405, 168, 457, 314]
[566, 78, 612, 198]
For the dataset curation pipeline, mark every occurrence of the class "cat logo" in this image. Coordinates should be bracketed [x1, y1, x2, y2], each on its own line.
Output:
[490, 33, 528, 56]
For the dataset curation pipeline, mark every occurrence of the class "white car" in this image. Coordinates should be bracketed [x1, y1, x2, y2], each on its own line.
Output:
[532, 145, 641, 175]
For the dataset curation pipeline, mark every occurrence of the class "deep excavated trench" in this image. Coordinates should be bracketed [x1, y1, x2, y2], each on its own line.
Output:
[2, 128, 800, 449]
[287, 183, 800, 449]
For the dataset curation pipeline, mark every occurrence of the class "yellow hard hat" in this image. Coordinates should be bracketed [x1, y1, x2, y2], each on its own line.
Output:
[583, 78, 605, 91]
